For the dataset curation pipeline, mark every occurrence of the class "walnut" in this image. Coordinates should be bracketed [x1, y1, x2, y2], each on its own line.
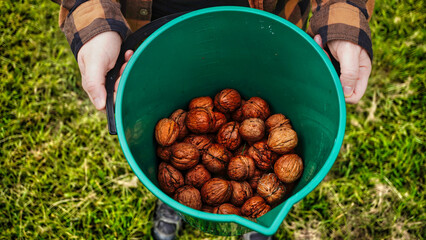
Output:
[241, 196, 271, 218]
[174, 185, 202, 210]
[265, 113, 292, 132]
[155, 118, 179, 146]
[201, 178, 232, 206]
[274, 154, 303, 183]
[230, 181, 253, 206]
[227, 155, 255, 181]
[248, 169, 265, 190]
[213, 203, 241, 215]
[214, 89, 242, 113]
[233, 142, 250, 157]
[185, 108, 215, 134]
[242, 97, 271, 120]
[231, 100, 246, 122]
[170, 143, 200, 170]
[201, 205, 215, 213]
[157, 145, 173, 162]
[158, 162, 184, 195]
[217, 121, 241, 151]
[239, 118, 265, 142]
[189, 96, 214, 110]
[169, 109, 189, 139]
[257, 173, 286, 205]
[211, 112, 227, 132]
[248, 141, 278, 170]
[185, 164, 211, 189]
[202, 144, 232, 174]
[183, 134, 214, 153]
[267, 127, 298, 154]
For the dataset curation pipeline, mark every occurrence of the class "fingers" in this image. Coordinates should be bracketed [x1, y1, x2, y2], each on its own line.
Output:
[344, 50, 371, 104]
[82, 63, 108, 110]
[313, 35, 330, 59]
[119, 50, 134, 76]
[336, 43, 361, 98]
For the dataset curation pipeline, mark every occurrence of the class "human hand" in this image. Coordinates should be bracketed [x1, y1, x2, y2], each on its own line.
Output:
[313, 35, 372, 104]
[77, 31, 133, 110]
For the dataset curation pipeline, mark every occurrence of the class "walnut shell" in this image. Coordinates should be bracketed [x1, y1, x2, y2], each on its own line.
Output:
[233, 142, 250, 157]
[183, 134, 214, 153]
[202, 144, 232, 174]
[267, 127, 298, 154]
[265, 113, 292, 132]
[201, 178, 232, 206]
[274, 154, 303, 183]
[230, 181, 253, 206]
[242, 97, 271, 120]
[227, 155, 255, 181]
[257, 173, 286, 205]
[239, 118, 265, 142]
[155, 118, 179, 146]
[185, 164, 211, 189]
[248, 169, 266, 190]
[211, 112, 228, 132]
[214, 89, 242, 113]
[213, 203, 241, 215]
[157, 145, 173, 162]
[231, 100, 246, 122]
[248, 141, 278, 170]
[158, 162, 184, 195]
[185, 108, 215, 134]
[241, 196, 271, 218]
[217, 121, 241, 151]
[201, 205, 215, 213]
[174, 185, 202, 210]
[189, 96, 214, 110]
[169, 109, 189, 139]
[170, 143, 200, 170]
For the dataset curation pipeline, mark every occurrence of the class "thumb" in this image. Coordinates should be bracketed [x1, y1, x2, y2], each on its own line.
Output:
[82, 64, 108, 110]
[336, 46, 360, 97]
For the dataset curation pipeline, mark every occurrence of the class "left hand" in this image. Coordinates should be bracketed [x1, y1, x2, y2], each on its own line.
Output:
[314, 35, 372, 104]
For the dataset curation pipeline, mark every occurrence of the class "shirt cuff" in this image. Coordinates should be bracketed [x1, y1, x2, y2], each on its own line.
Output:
[309, 2, 373, 60]
[61, 0, 131, 59]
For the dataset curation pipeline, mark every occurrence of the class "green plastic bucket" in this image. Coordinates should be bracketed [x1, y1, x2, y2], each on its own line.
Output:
[115, 6, 346, 236]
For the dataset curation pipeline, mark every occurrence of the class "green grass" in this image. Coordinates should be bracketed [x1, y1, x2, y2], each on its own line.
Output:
[1, 0, 424, 239]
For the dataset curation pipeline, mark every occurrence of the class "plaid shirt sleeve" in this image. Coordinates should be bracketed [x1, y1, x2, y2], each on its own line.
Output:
[307, 0, 375, 59]
[53, 0, 131, 58]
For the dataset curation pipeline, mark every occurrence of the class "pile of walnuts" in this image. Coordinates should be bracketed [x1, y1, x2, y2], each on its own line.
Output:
[156, 89, 303, 219]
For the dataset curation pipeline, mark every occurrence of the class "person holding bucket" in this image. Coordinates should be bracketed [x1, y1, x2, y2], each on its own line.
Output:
[54, 0, 374, 239]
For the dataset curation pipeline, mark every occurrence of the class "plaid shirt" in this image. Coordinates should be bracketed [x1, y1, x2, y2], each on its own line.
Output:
[53, 0, 374, 60]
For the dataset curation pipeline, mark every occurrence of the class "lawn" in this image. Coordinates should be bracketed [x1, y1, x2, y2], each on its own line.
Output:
[0, 0, 424, 239]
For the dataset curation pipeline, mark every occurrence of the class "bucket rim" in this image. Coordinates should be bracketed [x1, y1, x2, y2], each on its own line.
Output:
[115, 6, 346, 236]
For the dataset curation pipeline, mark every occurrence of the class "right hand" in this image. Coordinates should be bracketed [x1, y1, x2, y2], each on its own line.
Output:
[77, 31, 133, 111]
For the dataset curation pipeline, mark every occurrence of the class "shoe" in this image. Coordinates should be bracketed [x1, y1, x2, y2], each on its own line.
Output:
[152, 200, 182, 240]
[241, 231, 273, 240]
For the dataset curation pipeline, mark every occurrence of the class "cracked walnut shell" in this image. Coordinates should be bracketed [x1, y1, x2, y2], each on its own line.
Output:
[248, 141, 278, 171]
[155, 118, 179, 146]
[158, 162, 184, 195]
[217, 121, 241, 151]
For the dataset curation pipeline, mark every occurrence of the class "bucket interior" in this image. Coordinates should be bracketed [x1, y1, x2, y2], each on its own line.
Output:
[116, 7, 345, 235]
